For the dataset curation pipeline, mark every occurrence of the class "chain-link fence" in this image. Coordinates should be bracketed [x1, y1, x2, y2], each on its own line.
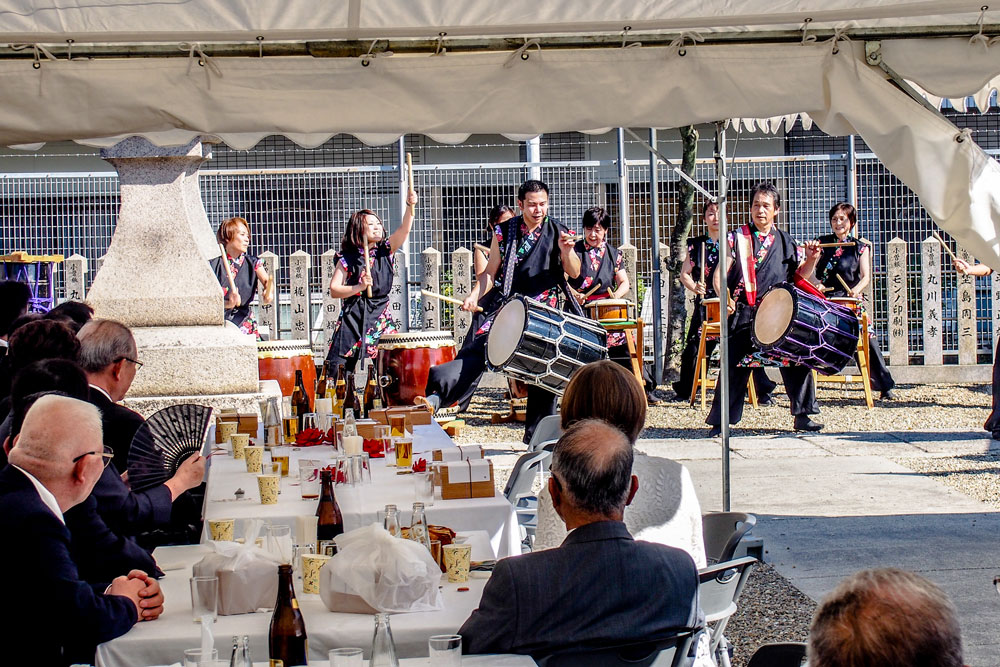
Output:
[1, 146, 997, 359]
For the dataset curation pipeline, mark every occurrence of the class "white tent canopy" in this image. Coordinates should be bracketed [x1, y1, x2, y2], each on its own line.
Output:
[1, 1, 1000, 266]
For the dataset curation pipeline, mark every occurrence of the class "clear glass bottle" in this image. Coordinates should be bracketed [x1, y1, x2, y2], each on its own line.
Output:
[240, 635, 252, 667]
[343, 408, 357, 439]
[228, 635, 241, 667]
[264, 397, 281, 447]
[370, 612, 399, 667]
[409, 502, 432, 551]
[383, 504, 401, 538]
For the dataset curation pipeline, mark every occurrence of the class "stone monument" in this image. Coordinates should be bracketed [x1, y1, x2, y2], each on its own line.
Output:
[87, 136, 277, 414]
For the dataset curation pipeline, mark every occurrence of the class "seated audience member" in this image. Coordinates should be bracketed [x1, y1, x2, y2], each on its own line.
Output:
[3, 359, 161, 584]
[809, 568, 964, 667]
[0, 317, 80, 413]
[44, 299, 95, 333]
[459, 419, 701, 658]
[0, 279, 32, 347]
[533, 360, 706, 567]
[1, 395, 163, 666]
[76, 319, 206, 538]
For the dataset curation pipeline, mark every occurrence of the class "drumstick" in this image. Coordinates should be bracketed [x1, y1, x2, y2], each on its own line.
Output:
[836, 274, 853, 294]
[363, 233, 373, 298]
[421, 289, 484, 313]
[474, 243, 491, 257]
[406, 153, 415, 216]
[931, 231, 960, 263]
[218, 243, 240, 307]
[700, 243, 706, 286]
[583, 282, 604, 298]
[816, 242, 856, 248]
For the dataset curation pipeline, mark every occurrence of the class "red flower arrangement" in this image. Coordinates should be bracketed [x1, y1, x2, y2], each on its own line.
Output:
[412, 458, 427, 473]
[363, 437, 385, 458]
[322, 463, 347, 484]
[294, 427, 326, 447]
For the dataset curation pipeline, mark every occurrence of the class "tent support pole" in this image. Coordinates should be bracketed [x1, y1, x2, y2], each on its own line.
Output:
[397, 136, 411, 329]
[527, 136, 541, 181]
[649, 128, 663, 385]
[624, 128, 716, 202]
[616, 128, 631, 246]
[715, 121, 732, 512]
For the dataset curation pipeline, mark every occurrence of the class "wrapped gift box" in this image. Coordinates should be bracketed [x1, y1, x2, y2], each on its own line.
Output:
[440, 459, 495, 500]
[432, 444, 483, 462]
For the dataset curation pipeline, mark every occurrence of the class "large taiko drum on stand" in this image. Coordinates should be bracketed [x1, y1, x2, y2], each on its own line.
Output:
[377, 331, 457, 406]
[257, 340, 317, 404]
[751, 283, 859, 375]
[487, 297, 608, 396]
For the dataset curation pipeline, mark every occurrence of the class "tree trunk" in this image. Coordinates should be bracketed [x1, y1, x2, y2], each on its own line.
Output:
[664, 125, 699, 382]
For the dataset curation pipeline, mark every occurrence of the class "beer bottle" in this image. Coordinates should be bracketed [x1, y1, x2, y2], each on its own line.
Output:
[333, 364, 347, 413]
[315, 361, 329, 402]
[268, 564, 308, 667]
[342, 370, 362, 420]
[363, 364, 380, 417]
[316, 469, 344, 542]
[294, 369, 312, 428]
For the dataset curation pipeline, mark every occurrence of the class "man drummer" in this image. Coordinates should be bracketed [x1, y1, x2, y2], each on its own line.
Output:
[707, 182, 823, 437]
[567, 207, 660, 405]
[417, 179, 581, 443]
[672, 202, 776, 404]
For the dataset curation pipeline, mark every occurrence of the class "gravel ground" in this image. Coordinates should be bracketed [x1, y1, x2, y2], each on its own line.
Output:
[450, 381, 996, 665]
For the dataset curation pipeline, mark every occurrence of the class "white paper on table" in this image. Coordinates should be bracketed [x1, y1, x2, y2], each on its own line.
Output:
[468, 459, 491, 483]
[445, 460, 471, 483]
[436, 449, 462, 462]
[296, 515, 318, 547]
[458, 444, 483, 460]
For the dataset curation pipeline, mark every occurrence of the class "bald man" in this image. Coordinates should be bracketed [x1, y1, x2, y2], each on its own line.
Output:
[459, 419, 701, 659]
[1, 395, 162, 666]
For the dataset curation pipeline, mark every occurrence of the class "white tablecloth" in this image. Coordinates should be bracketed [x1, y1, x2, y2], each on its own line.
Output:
[204, 423, 520, 559]
[99, 545, 512, 667]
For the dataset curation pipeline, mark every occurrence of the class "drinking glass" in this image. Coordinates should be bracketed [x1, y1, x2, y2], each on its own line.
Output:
[265, 524, 294, 564]
[395, 437, 413, 468]
[348, 453, 371, 485]
[189, 575, 218, 623]
[414, 471, 434, 506]
[271, 446, 291, 477]
[376, 425, 394, 466]
[329, 647, 365, 667]
[428, 635, 462, 666]
[301, 412, 318, 432]
[298, 459, 321, 499]
[183, 647, 218, 667]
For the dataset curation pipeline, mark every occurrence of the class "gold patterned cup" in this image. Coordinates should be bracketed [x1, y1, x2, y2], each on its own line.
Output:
[230, 432, 250, 460]
[443, 543, 472, 583]
[301, 554, 332, 594]
[257, 473, 280, 505]
[208, 518, 235, 542]
[244, 445, 264, 474]
[219, 422, 239, 450]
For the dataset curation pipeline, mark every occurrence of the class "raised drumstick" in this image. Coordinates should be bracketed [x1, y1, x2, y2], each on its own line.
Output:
[700, 243, 706, 287]
[363, 233, 373, 298]
[421, 288, 483, 313]
[474, 243, 491, 257]
[583, 282, 605, 298]
[407, 153, 415, 216]
[218, 243, 240, 307]
[836, 273, 853, 295]
[931, 231, 960, 263]
[817, 241, 856, 248]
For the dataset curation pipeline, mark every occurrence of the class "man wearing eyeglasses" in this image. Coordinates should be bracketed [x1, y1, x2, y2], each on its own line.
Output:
[1, 394, 163, 665]
[78, 319, 206, 538]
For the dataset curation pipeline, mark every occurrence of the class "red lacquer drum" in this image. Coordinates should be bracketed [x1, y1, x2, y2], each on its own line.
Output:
[257, 340, 317, 405]
[377, 331, 457, 406]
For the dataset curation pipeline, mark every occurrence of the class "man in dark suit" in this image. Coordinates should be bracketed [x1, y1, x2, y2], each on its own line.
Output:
[1, 394, 163, 666]
[77, 319, 206, 538]
[459, 420, 701, 659]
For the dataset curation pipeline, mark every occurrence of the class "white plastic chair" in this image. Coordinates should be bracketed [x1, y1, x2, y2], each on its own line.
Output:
[698, 556, 757, 667]
[503, 449, 552, 550]
[526, 414, 563, 452]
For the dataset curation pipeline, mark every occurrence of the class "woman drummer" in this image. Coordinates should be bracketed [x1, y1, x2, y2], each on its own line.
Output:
[325, 189, 419, 373]
[210, 217, 273, 339]
[475, 204, 515, 278]
[567, 207, 662, 403]
[811, 202, 896, 400]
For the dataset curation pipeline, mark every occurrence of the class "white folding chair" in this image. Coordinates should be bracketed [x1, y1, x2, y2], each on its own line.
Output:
[697, 556, 757, 667]
[503, 449, 552, 550]
[526, 414, 563, 452]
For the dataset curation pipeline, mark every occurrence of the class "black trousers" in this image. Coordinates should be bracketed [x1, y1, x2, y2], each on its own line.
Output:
[707, 323, 818, 426]
[673, 305, 776, 400]
[985, 339, 1000, 435]
[425, 331, 557, 444]
[864, 336, 895, 393]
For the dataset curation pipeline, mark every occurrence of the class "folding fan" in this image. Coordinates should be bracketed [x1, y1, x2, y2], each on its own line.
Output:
[127, 404, 214, 491]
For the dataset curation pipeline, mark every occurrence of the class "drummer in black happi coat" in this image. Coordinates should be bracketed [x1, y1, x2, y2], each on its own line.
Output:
[707, 182, 823, 436]
[810, 202, 896, 400]
[418, 180, 582, 443]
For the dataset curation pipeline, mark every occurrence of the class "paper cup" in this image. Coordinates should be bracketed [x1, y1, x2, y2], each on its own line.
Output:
[443, 543, 472, 583]
[230, 432, 250, 460]
[218, 421, 239, 448]
[301, 554, 332, 594]
[257, 474, 280, 505]
[208, 518, 235, 542]
[244, 445, 264, 473]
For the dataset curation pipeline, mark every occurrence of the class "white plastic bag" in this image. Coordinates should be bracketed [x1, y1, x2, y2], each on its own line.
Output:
[320, 524, 443, 613]
[192, 520, 284, 615]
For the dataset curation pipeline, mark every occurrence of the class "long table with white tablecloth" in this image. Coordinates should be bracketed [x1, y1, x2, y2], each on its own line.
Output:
[202, 423, 520, 559]
[98, 541, 519, 667]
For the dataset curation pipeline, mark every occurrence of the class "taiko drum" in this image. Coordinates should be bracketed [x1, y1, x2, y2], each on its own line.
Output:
[377, 331, 457, 406]
[257, 340, 317, 405]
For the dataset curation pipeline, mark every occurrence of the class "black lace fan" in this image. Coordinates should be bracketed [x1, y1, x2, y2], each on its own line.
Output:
[127, 404, 214, 491]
